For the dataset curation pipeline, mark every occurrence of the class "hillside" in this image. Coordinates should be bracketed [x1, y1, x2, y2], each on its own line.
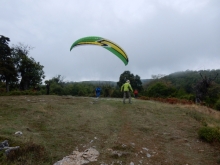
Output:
[162, 69, 220, 87]
[80, 80, 117, 86]
[0, 95, 220, 164]
[77, 79, 153, 87]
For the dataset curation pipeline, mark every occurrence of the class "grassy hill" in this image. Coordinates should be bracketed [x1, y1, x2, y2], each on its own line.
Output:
[0, 95, 220, 164]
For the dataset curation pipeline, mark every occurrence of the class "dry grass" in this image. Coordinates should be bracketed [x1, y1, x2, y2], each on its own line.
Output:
[0, 95, 220, 165]
[181, 104, 220, 120]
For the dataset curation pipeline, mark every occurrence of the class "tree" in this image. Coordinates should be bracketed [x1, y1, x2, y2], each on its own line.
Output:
[50, 75, 65, 86]
[117, 71, 143, 92]
[11, 44, 45, 90]
[45, 75, 65, 95]
[195, 73, 218, 103]
[134, 75, 143, 91]
[205, 83, 220, 106]
[0, 35, 17, 92]
[147, 82, 176, 98]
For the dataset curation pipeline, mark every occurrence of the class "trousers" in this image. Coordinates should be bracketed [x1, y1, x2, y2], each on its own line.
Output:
[123, 91, 131, 103]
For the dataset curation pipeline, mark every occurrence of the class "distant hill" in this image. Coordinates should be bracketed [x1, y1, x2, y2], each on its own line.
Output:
[79, 79, 153, 86]
[68, 70, 220, 88]
[141, 79, 153, 85]
[81, 81, 117, 86]
[151, 69, 220, 94]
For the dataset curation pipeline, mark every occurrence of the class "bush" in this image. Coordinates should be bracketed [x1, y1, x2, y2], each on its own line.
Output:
[6, 90, 41, 96]
[146, 82, 176, 98]
[4, 141, 50, 164]
[198, 126, 220, 143]
[214, 99, 220, 111]
[8, 90, 22, 95]
[111, 89, 122, 98]
[179, 94, 195, 101]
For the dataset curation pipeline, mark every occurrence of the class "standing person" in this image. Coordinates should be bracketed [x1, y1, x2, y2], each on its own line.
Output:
[121, 80, 133, 104]
[46, 82, 50, 95]
[134, 89, 138, 98]
[95, 86, 101, 98]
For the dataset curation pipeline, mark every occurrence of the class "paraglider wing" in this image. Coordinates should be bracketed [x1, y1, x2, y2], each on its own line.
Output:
[70, 36, 129, 65]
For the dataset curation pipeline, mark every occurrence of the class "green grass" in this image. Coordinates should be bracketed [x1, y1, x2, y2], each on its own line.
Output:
[0, 96, 220, 164]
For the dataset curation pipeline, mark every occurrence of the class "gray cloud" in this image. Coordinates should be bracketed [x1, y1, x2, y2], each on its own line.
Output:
[1, 0, 219, 82]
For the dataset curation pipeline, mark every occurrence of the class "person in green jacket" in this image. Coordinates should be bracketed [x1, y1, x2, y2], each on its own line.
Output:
[121, 80, 133, 104]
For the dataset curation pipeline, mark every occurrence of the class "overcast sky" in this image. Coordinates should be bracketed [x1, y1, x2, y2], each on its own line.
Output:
[1, 0, 220, 82]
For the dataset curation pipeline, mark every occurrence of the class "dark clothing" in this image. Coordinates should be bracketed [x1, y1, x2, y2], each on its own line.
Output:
[123, 91, 131, 103]
[46, 84, 50, 95]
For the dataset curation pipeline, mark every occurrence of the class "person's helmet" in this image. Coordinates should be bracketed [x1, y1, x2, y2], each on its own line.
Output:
[126, 80, 130, 83]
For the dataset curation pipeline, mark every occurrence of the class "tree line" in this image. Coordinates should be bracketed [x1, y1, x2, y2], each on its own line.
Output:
[41, 72, 143, 98]
[0, 35, 45, 92]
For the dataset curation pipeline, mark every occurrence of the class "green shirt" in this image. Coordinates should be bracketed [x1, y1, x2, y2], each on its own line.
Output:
[121, 82, 133, 92]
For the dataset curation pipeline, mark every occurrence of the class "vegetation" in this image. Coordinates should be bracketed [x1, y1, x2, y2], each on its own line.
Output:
[117, 70, 143, 92]
[11, 44, 45, 91]
[0, 36, 45, 92]
[215, 99, 220, 110]
[141, 70, 220, 109]
[0, 96, 220, 164]
[0, 35, 17, 92]
[198, 126, 220, 143]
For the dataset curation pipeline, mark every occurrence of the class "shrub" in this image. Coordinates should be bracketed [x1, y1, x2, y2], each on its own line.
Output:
[214, 99, 220, 111]
[179, 94, 195, 101]
[198, 126, 220, 143]
[6, 90, 41, 96]
[146, 82, 176, 98]
[111, 89, 122, 98]
[0, 137, 51, 164]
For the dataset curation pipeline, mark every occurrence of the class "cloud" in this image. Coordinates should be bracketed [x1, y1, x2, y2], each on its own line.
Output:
[1, 0, 219, 81]
[158, 0, 210, 13]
